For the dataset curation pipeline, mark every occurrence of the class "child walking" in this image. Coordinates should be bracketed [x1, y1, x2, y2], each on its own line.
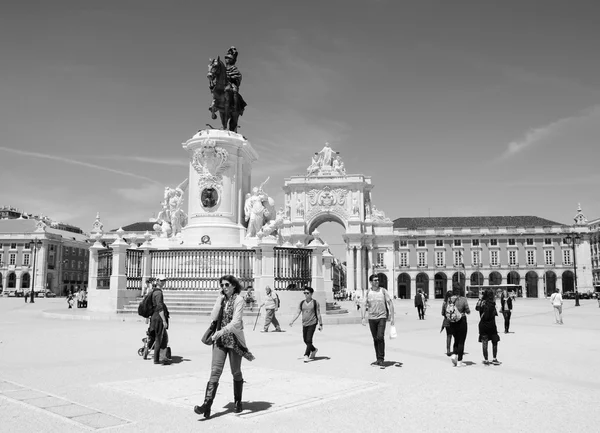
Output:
[289, 287, 323, 362]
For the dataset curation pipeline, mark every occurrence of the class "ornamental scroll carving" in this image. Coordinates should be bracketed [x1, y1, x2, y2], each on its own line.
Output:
[307, 186, 348, 208]
[305, 186, 349, 222]
[190, 139, 229, 208]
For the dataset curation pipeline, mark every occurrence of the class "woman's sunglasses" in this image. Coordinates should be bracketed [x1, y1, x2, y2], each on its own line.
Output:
[220, 282, 231, 288]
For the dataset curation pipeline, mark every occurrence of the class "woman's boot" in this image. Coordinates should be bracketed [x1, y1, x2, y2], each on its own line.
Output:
[233, 379, 243, 413]
[194, 382, 219, 418]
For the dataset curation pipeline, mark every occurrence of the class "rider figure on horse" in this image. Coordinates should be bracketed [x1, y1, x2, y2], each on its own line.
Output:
[224, 46, 243, 115]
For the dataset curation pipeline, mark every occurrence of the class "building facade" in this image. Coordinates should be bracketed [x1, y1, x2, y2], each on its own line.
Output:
[0, 218, 89, 296]
[363, 212, 594, 300]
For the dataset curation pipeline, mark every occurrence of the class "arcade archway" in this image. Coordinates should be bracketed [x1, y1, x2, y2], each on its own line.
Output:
[545, 271, 557, 296]
[416, 273, 429, 297]
[562, 271, 574, 293]
[489, 272, 502, 286]
[397, 273, 411, 299]
[434, 272, 448, 299]
[525, 271, 538, 298]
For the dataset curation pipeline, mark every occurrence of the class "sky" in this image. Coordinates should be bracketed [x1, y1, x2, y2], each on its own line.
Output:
[1, 0, 600, 259]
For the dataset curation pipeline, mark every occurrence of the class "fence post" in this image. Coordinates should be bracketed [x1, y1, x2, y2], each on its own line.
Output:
[108, 228, 129, 310]
[308, 240, 328, 308]
[141, 232, 155, 292]
[87, 233, 110, 312]
[255, 237, 277, 306]
[322, 248, 334, 303]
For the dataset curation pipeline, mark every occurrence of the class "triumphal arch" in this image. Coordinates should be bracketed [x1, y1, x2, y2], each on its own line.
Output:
[281, 143, 395, 291]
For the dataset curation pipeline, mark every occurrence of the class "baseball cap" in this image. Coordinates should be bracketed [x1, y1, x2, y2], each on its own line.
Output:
[157, 274, 167, 281]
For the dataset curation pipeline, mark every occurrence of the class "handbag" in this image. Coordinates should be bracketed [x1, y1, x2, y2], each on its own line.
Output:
[201, 297, 225, 346]
[201, 321, 218, 346]
[389, 325, 397, 339]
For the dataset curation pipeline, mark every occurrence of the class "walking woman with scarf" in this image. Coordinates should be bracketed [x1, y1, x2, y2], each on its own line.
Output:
[194, 275, 255, 419]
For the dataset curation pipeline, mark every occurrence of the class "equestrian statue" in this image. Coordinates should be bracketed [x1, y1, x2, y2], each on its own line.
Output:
[207, 46, 247, 132]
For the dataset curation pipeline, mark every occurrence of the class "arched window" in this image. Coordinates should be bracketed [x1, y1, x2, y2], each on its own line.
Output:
[8, 273, 16, 288]
[21, 273, 30, 289]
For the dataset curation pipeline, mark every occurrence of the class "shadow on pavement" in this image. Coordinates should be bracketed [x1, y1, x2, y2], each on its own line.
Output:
[381, 361, 403, 368]
[311, 356, 330, 362]
[204, 401, 274, 420]
[168, 356, 189, 364]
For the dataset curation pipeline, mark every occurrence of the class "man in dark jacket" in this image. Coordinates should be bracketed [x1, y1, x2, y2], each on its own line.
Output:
[414, 289, 425, 320]
[147, 274, 171, 365]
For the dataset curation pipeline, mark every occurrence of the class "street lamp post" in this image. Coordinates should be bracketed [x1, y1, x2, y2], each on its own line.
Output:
[565, 233, 581, 306]
[30, 239, 43, 304]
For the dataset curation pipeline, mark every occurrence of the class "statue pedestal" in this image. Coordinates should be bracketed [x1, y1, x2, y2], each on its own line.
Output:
[181, 129, 258, 247]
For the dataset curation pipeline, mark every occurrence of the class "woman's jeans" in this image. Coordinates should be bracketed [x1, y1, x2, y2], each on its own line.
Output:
[303, 324, 317, 356]
[502, 310, 511, 332]
[210, 345, 243, 383]
[450, 318, 468, 361]
[369, 318, 387, 362]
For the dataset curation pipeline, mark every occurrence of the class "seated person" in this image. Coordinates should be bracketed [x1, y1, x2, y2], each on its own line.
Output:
[244, 287, 256, 310]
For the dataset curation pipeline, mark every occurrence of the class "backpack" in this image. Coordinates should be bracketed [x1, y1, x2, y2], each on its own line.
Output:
[138, 291, 154, 318]
[299, 299, 318, 315]
[275, 293, 281, 308]
[444, 297, 463, 323]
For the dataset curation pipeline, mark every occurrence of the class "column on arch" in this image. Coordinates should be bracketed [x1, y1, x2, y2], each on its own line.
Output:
[356, 246, 363, 294]
[346, 245, 355, 293]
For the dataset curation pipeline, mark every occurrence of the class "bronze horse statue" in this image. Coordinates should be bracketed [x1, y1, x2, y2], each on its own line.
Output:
[207, 57, 247, 132]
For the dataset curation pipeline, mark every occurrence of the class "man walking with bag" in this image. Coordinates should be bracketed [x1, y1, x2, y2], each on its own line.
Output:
[362, 274, 395, 369]
[260, 286, 282, 332]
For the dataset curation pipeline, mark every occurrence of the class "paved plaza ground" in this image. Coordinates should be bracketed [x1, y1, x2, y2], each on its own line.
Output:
[0, 296, 598, 433]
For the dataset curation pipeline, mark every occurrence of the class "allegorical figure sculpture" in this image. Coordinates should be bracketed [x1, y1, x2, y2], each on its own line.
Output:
[153, 179, 189, 237]
[244, 178, 275, 238]
[207, 46, 248, 132]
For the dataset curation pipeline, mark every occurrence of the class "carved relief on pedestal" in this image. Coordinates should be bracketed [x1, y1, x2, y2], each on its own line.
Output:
[190, 139, 230, 210]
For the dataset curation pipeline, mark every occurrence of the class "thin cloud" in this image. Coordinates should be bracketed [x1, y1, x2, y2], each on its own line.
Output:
[500, 105, 600, 160]
[87, 155, 188, 167]
[0, 146, 160, 183]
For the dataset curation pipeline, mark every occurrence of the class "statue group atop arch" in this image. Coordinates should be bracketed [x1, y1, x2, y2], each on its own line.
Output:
[307, 142, 346, 177]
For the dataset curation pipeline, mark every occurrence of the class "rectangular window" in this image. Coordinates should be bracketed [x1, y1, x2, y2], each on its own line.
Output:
[545, 250, 554, 265]
[563, 249, 572, 266]
[63, 246, 67, 256]
[472, 250, 480, 266]
[9, 253, 16, 265]
[544, 238, 552, 245]
[376, 252, 385, 267]
[23, 253, 30, 266]
[527, 250, 535, 265]
[454, 239, 462, 247]
[526, 238, 534, 246]
[10, 243, 16, 250]
[418, 251, 426, 267]
[399, 240, 407, 247]
[436, 251, 445, 267]
[454, 251, 463, 266]
[399, 252, 408, 267]
[508, 238, 516, 246]
[509, 250, 517, 265]
[472, 239, 479, 246]
[436, 239, 444, 247]
[418, 240, 425, 247]
[490, 239, 498, 246]
[490, 251, 499, 266]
